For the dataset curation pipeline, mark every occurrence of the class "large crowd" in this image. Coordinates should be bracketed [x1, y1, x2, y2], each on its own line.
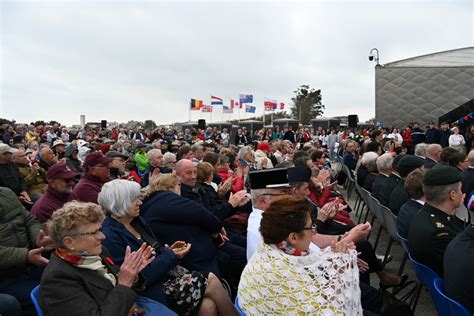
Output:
[0, 119, 473, 316]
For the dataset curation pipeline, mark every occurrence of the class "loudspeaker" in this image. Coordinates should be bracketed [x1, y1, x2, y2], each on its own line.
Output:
[101, 120, 107, 129]
[348, 115, 358, 128]
[198, 119, 206, 130]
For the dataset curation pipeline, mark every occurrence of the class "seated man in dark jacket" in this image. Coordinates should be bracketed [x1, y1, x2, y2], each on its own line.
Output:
[0, 144, 32, 205]
[396, 169, 426, 238]
[0, 188, 54, 316]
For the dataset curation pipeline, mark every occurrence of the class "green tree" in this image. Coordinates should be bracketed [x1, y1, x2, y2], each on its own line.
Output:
[143, 120, 157, 130]
[290, 85, 324, 125]
[0, 118, 16, 125]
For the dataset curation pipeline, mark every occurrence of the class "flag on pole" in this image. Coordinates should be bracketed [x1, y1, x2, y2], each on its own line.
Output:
[230, 100, 241, 109]
[202, 105, 213, 113]
[223, 105, 233, 113]
[211, 95, 223, 106]
[239, 94, 253, 104]
[190, 99, 203, 110]
[245, 105, 256, 113]
[280, 102, 285, 110]
[264, 98, 277, 111]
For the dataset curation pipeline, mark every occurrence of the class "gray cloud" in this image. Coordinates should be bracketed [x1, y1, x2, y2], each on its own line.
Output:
[1, 0, 473, 126]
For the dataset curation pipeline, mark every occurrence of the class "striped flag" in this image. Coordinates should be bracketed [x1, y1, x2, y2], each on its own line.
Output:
[223, 105, 233, 113]
[202, 105, 213, 113]
[211, 95, 223, 106]
[190, 99, 203, 110]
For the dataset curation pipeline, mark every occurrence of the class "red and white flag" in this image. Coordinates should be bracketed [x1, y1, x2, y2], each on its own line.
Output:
[280, 102, 285, 110]
[264, 98, 277, 111]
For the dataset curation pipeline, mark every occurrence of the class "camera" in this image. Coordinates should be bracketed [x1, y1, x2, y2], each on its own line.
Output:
[368, 54, 374, 61]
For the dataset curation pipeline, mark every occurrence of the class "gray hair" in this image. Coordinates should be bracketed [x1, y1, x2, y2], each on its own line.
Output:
[191, 144, 203, 152]
[376, 153, 394, 173]
[238, 146, 253, 160]
[147, 148, 162, 160]
[251, 188, 272, 205]
[163, 152, 176, 165]
[98, 179, 141, 217]
[39, 147, 53, 158]
[414, 143, 428, 157]
[423, 182, 460, 205]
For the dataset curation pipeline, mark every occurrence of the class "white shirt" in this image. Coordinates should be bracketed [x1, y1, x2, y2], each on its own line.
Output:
[247, 207, 318, 260]
[449, 134, 465, 146]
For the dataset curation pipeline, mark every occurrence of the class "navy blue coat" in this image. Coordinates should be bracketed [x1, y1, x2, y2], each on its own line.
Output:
[141, 190, 223, 276]
[102, 216, 177, 304]
[396, 199, 423, 238]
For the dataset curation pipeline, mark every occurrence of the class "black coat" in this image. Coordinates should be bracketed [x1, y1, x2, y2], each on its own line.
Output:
[141, 190, 222, 275]
[425, 128, 440, 144]
[181, 183, 234, 221]
[378, 173, 401, 207]
[389, 180, 409, 215]
[39, 252, 137, 316]
[423, 157, 437, 169]
[371, 174, 388, 198]
[444, 225, 474, 314]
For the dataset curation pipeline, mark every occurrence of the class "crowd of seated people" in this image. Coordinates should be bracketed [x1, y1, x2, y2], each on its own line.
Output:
[0, 120, 473, 315]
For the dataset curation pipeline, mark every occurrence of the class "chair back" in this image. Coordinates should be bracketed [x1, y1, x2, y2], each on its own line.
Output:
[397, 231, 410, 255]
[371, 197, 387, 229]
[30, 285, 43, 316]
[234, 297, 247, 316]
[408, 254, 444, 313]
[366, 193, 380, 218]
[380, 204, 399, 241]
[432, 278, 471, 316]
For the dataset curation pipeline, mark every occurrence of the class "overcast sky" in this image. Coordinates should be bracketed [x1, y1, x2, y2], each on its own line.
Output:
[1, 0, 473, 126]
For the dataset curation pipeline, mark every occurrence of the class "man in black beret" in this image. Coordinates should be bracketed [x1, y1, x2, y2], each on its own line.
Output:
[388, 155, 424, 215]
[408, 166, 466, 277]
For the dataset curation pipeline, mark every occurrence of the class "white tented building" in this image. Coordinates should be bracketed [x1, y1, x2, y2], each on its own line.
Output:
[375, 47, 474, 128]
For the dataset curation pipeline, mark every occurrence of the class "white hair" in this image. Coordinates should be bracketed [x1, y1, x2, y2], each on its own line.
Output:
[376, 153, 394, 173]
[98, 179, 141, 217]
[414, 143, 428, 157]
[163, 152, 176, 165]
[361, 151, 379, 166]
[238, 146, 253, 160]
[147, 148, 162, 160]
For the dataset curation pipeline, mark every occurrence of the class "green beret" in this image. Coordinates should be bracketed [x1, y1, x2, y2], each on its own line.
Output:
[423, 166, 461, 186]
[398, 155, 424, 168]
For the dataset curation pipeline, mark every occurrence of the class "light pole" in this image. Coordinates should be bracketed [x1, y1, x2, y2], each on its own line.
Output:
[369, 48, 380, 65]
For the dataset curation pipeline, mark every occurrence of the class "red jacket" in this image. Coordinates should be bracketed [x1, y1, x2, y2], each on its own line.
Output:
[218, 170, 244, 193]
[31, 186, 72, 223]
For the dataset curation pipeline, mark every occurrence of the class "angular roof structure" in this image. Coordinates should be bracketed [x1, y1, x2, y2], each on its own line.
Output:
[383, 47, 474, 68]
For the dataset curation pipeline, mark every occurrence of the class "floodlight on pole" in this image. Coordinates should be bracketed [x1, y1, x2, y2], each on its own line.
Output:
[369, 48, 380, 65]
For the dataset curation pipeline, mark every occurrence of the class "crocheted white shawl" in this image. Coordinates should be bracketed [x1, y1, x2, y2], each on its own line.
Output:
[238, 243, 362, 316]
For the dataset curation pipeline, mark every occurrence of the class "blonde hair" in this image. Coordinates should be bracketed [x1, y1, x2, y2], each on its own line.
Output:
[197, 162, 214, 183]
[47, 201, 105, 248]
[145, 173, 180, 198]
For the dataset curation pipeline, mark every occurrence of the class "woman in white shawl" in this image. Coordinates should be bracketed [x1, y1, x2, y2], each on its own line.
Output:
[238, 196, 362, 315]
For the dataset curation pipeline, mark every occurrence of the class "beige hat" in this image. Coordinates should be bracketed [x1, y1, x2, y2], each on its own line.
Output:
[52, 139, 66, 147]
[0, 143, 18, 155]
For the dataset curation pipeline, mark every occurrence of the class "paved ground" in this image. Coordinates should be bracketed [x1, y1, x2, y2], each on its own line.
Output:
[342, 185, 437, 315]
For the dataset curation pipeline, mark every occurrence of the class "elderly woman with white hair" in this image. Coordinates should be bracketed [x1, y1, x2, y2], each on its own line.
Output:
[162, 152, 177, 172]
[356, 151, 379, 188]
[100, 179, 238, 316]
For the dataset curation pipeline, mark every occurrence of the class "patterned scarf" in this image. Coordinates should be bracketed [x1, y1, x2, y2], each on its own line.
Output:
[55, 248, 117, 286]
[274, 239, 309, 257]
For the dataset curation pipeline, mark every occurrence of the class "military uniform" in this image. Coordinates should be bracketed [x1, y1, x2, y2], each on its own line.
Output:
[408, 203, 465, 277]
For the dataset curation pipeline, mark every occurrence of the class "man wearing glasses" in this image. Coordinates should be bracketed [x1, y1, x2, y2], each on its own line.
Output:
[71, 152, 112, 204]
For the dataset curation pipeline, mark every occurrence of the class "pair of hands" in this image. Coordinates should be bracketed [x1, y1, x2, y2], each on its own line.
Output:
[19, 191, 32, 204]
[329, 236, 370, 273]
[165, 241, 191, 259]
[228, 190, 249, 208]
[317, 200, 348, 222]
[118, 244, 155, 288]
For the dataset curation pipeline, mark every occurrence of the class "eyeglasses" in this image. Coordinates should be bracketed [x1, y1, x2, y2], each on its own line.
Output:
[77, 227, 103, 237]
[302, 224, 317, 234]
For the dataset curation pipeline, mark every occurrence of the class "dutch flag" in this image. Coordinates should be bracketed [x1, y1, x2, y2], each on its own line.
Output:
[211, 95, 223, 106]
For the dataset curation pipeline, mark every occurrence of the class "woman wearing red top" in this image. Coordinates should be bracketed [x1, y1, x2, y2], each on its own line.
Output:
[402, 126, 413, 153]
[218, 154, 245, 193]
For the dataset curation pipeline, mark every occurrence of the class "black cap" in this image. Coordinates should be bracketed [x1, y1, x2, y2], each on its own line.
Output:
[398, 155, 425, 177]
[287, 166, 312, 184]
[392, 154, 404, 170]
[249, 168, 291, 190]
[105, 151, 129, 159]
[423, 166, 461, 186]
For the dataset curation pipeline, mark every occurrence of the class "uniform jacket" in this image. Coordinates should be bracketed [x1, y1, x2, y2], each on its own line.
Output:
[31, 186, 72, 223]
[39, 252, 137, 316]
[0, 188, 41, 273]
[408, 203, 464, 277]
[141, 190, 222, 275]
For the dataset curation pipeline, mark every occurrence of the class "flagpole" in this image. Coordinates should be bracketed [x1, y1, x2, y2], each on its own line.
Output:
[188, 98, 191, 122]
